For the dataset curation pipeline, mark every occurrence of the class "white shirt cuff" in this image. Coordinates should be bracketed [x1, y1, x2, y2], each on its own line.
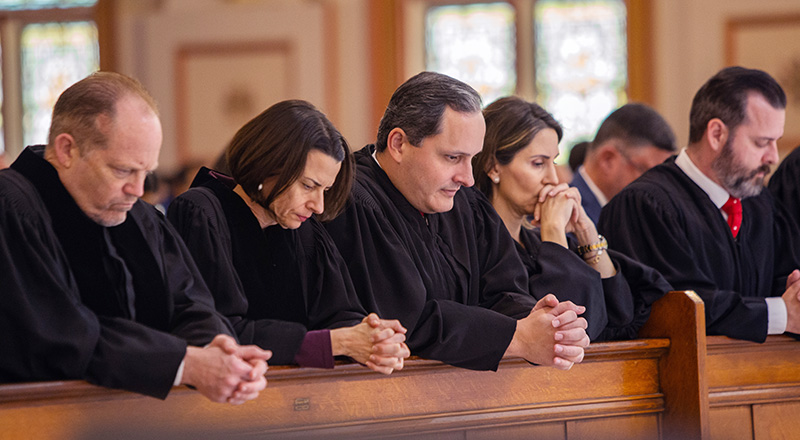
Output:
[765, 296, 788, 335]
[173, 359, 186, 386]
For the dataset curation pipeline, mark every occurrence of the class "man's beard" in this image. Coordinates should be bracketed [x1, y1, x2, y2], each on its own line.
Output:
[711, 135, 770, 199]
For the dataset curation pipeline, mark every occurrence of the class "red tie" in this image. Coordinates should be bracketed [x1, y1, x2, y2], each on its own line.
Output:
[721, 196, 742, 238]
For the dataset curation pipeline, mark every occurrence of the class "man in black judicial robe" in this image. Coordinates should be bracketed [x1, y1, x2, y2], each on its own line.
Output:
[598, 67, 800, 342]
[0, 72, 270, 402]
[769, 145, 800, 227]
[325, 71, 589, 371]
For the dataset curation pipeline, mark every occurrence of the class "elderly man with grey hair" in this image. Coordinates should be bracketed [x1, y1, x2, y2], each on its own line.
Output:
[0, 72, 271, 403]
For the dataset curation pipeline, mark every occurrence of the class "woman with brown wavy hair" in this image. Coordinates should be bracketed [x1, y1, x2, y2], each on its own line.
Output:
[169, 100, 409, 373]
[473, 96, 670, 341]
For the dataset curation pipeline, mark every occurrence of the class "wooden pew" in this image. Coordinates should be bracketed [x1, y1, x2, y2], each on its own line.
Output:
[0, 291, 705, 440]
[640, 290, 709, 440]
[707, 335, 800, 440]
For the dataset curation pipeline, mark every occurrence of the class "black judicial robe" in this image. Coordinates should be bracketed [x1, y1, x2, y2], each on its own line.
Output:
[0, 146, 234, 399]
[598, 158, 800, 342]
[167, 168, 366, 364]
[324, 145, 537, 371]
[769, 146, 800, 228]
[517, 228, 671, 341]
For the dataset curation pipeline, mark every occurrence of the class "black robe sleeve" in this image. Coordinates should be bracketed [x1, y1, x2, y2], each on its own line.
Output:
[468, 191, 538, 319]
[770, 196, 800, 296]
[769, 146, 800, 227]
[167, 189, 307, 365]
[134, 203, 236, 343]
[0, 172, 186, 399]
[598, 249, 672, 341]
[325, 185, 517, 371]
[296, 218, 368, 330]
[519, 232, 610, 340]
[598, 184, 769, 341]
[519, 228, 670, 341]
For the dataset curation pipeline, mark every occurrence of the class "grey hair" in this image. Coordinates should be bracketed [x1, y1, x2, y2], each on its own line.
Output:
[48, 71, 158, 153]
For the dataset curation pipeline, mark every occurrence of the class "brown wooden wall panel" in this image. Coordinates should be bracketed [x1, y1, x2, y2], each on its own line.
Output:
[706, 336, 800, 440]
[752, 402, 800, 440]
[467, 422, 565, 440]
[707, 336, 800, 393]
[709, 406, 752, 440]
[567, 414, 660, 440]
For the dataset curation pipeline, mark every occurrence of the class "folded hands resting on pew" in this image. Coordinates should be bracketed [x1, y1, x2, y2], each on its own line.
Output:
[504, 294, 590, 370]
[331, 313, 411, 375]
[182, 334, 272, 405]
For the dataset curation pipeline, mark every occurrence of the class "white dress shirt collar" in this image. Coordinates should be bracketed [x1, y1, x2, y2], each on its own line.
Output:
[578, 166, 609, 207]
[674, 148, 730, 209]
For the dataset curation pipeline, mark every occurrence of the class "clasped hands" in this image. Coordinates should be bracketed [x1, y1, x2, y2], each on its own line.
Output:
[531, 183, 592, 237]
[506, 294, 590, 370]
[532, 183, 609, 254]
[331, 313, 411, 375]
[182, 334, 272, 405]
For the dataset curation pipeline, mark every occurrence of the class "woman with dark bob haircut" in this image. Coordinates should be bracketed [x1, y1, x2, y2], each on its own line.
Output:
[472, 96, 671, 341]
[168, 100, 409, 373]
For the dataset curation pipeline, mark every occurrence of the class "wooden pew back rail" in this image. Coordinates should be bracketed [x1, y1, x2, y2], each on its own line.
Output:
[4, 291, 797, 440]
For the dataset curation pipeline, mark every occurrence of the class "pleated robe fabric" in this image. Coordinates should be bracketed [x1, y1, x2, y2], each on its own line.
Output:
[598, 158, 800, 342]
[324, 145, 538, 371]
[168, 167, 367, 365]
[0, 146, 233, 398]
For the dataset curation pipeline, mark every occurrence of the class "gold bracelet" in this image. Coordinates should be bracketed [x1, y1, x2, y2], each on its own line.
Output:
[584, 254, 602, 264]
[577, 235, 608, 256]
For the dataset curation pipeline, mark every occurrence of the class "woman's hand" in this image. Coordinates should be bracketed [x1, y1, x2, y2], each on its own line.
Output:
[362, 313, 411, 374]
[330, 314, 411, 375]
[534, 183, 581, 248]
[532, 184, 616, 277]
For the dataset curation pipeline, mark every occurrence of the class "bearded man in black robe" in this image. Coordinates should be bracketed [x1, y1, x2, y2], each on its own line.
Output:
[599, 66, 800, 342]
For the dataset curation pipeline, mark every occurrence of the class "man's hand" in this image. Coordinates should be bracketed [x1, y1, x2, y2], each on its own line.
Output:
[182, 334, 272, 405]
[783, 269, 800, 334]
[505, 294, 589, 370]
[787, 269, 800, 291]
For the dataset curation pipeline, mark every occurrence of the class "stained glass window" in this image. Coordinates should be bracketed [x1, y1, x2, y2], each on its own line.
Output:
[0, 43, 4, 155]
[426, 2, 516, 105]
[0, 0, 95, 10]
[535, 0, 627, 162]
[21, 21, 99, 146]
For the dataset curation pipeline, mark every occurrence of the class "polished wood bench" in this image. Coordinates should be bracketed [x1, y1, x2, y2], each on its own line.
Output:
[707, 334, 800, 440]
[0, 291, 706, 439]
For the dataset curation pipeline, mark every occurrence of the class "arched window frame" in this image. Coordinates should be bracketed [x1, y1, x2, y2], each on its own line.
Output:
[0, 0, 112, 158]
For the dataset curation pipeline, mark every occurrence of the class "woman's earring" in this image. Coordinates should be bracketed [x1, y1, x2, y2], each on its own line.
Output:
[257, 184, 263, 191]
[492, 176, 500, 184]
